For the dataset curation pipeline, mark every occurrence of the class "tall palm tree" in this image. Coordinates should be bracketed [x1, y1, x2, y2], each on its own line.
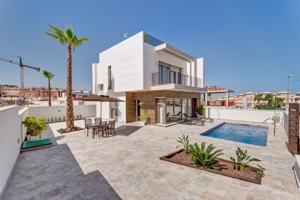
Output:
[45, 25, 88, 131]
[43, 71, 55, 106]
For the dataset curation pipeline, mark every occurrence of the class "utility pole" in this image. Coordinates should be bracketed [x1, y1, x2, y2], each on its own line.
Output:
[288, 75, 295, 105]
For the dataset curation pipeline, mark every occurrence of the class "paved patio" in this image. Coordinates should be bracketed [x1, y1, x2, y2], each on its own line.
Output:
[3, 120, 300, 200]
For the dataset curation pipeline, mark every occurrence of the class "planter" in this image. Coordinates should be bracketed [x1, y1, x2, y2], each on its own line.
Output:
[160, 149, 262, 184]
[21, 138, 53, 152]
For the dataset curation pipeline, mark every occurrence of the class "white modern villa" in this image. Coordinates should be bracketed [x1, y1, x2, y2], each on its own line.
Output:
[92, 31, 206, 125]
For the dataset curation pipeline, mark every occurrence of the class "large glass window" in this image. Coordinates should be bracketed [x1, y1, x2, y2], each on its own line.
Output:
[158, 62, 182, 85]
[161, 98, 194, 124]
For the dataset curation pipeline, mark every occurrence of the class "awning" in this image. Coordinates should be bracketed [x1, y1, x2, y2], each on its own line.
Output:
[73, 95, 124, 102]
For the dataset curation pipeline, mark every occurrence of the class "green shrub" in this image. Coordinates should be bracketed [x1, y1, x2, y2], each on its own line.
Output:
[189, 142, 223, 170]
[23, 116, 47, 138]
[198, 105, 205, 117]
[230, 147, 260, 172]
[176, 134, 190, 153]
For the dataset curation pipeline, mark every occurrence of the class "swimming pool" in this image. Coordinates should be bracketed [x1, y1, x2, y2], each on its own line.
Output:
[202, 123, 268, 146]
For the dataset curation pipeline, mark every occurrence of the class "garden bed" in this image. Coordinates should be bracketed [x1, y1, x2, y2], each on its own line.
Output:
[160, 149, 262, 184]
[57, 126, 84, 134]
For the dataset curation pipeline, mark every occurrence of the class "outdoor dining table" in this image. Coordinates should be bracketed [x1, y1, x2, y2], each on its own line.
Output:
[90, 120, 111, 138]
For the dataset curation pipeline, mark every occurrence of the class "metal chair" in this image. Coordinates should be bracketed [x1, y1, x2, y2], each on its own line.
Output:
[99, 121, 108, 138]
[94, 117, 102, 125]
[108, 120, 116, 136]
[84, 118, 92, 136]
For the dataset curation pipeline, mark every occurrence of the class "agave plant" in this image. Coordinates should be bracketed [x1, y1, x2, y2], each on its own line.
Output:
[256, 164, 266, 177]
[176, 134, 190, 153]
[230, 147, 260, 172]
[189, 142, 224, 170]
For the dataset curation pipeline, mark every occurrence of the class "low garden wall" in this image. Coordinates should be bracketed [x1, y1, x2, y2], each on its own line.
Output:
[205, 106, 286, 126]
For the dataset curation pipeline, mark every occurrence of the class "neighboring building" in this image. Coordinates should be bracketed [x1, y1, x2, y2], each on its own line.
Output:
[0, 85, 65, 100]
[0, 85, 20, 97]
[276, 91, 294, 106]
[24, 87, 65, 100]
[295, 92, 300, 103]
[73, 90, 92, 97]
[92, 31, 206, 124]
[207, 86, 235, 107]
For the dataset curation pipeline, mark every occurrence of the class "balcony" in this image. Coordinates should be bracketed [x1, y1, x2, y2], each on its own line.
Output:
[151, 72, 205, 92]
[152, 72, 202, 87]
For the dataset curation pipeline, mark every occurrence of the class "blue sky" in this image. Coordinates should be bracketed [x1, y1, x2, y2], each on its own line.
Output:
[0, 0, 299, 93]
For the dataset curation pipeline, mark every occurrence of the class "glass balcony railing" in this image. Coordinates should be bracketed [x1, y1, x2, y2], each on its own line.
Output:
[152, 72, 202, 88]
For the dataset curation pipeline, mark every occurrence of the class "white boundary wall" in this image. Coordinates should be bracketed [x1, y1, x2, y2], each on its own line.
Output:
[205, 107, 286, 126]
[0, 106, 22, 196]
[28, 105, 96, 123]
[0, 104, 96, 195]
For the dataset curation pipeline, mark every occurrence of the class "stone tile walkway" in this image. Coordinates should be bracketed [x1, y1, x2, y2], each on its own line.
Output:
[3, 120, 300, 199]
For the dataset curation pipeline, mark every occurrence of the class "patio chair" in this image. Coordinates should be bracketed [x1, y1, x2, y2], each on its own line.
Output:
[194, 112, 205, 126]
[100, 121, 109, 137]
[94, 117, 102, 125]
[107, 120, 116, 136]
[91, 121, 106, 139]
[84, 118, 92, 136]
[195, 112, 213, 123]
[182, 113, 190, 121]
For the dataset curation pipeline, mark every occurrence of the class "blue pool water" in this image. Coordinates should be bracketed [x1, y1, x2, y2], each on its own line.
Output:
[202, 123, 268, 146]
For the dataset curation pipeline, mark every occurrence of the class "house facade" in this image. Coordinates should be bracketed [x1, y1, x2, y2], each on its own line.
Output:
[92, 32, 206, 125]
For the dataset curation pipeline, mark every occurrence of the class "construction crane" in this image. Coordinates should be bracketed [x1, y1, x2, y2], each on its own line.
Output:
[0, 55, 40, 100]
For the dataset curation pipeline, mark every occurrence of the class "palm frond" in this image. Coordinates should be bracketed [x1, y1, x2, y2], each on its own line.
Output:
[65, 27, 74, 41]
[48, 25, 65, 38]
[45, 25, 67, 44]
[43, 70, 55, 79]
[73, 37, 88, 47]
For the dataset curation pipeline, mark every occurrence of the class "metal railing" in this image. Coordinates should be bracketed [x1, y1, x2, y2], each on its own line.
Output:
[152, 72, 202, 87]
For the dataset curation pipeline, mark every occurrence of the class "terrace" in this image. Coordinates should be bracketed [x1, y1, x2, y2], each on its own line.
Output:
[1, 106, 300, 199]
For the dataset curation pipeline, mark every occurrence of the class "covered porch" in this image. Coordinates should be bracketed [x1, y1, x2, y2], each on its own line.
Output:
[125, 90, 205, 125]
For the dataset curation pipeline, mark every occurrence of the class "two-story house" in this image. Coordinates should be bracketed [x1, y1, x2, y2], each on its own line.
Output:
[92, 31, 206, 125]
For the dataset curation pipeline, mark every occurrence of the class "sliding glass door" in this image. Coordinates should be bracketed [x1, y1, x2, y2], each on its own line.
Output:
[158, 62, 182, 85]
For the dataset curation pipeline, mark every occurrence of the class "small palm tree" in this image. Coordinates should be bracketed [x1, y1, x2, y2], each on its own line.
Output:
[272, 97, 284, 109]
[46, 25, 88, 131]
[264, 94, 274, 107]
[254, 94, 263, 104]
[43, 71, 55, 106]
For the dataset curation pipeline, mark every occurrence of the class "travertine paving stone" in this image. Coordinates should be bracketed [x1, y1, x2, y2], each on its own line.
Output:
[3, 120, 300, 199]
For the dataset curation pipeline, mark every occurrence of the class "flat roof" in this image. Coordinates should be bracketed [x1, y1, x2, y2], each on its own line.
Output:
[207, 89, 234, 94]
[155, 43, 195, 61]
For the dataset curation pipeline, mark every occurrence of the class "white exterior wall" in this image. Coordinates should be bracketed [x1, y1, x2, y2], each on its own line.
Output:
[143, 42, 157, 90]
[92, 31, 205, 122]
[116, 94, 126, 122]
[0, 106, 22, 196]
[205, 107, 286, 126]
[197, 58, 204, 87]
[156, 51, 189, 75]
[92, 63, 97, 94]
[97, 32, 144, 94]
[93, 31, 205, 93]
